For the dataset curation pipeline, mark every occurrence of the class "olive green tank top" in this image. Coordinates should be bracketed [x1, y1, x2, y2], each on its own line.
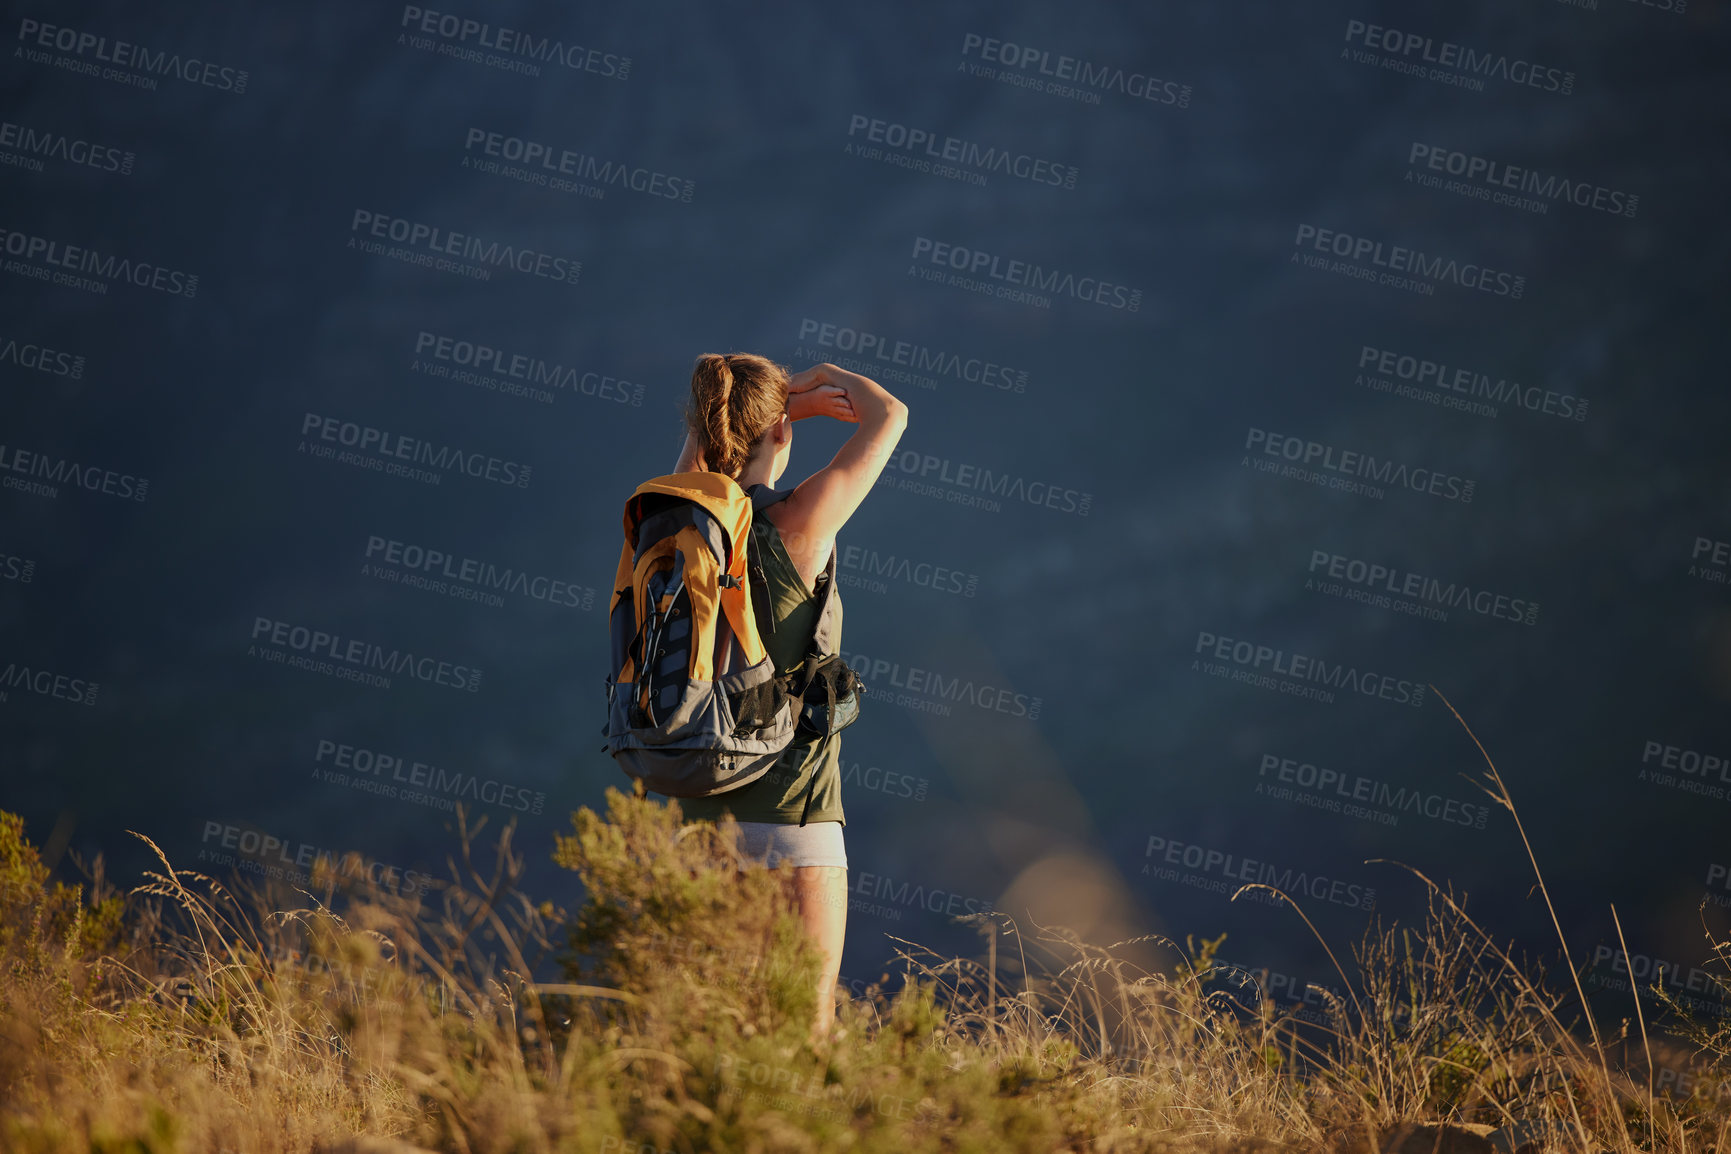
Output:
[678, 512, 845, 827]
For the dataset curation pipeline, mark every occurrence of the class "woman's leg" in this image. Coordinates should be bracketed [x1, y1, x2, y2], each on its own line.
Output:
[791, 864, 847, 1039]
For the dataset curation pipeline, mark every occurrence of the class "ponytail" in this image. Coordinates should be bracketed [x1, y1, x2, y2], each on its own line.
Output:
[692, 353, 740, 474]
[685, 352, 790, 478]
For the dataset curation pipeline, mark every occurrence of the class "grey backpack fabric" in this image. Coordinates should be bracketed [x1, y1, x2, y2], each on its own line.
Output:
[601, 473, 846, 800]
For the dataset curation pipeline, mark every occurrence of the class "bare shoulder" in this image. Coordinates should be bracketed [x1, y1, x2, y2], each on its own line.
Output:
[756, 391, 906, 593]
[759, 496, 833, 596]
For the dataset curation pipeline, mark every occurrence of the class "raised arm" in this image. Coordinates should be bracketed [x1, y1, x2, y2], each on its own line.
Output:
[774, 363, 908, 551]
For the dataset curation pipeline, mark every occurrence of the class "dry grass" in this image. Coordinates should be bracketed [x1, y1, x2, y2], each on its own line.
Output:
[3, 704, 1731, 1152]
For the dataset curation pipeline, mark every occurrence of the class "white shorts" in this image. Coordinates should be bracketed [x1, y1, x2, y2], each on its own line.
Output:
[730, 820, 847, 869]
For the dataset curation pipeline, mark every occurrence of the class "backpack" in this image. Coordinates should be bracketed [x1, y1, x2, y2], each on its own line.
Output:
[601, 471, 857, 805]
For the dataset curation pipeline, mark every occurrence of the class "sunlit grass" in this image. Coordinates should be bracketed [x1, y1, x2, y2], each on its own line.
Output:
[3, 703, 1730, 1152]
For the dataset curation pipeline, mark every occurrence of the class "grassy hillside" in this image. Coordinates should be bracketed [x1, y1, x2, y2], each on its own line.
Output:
[1, 784, 1728, 1153]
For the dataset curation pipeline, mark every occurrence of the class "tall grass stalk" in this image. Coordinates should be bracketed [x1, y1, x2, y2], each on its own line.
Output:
[0, 711, 1727, 1153]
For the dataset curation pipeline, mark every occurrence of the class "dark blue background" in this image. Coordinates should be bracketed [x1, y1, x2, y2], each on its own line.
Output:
[3, 0, 1727, 1021]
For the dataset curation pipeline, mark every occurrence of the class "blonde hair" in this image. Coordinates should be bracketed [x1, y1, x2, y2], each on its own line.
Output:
[684, 353, 790, 478]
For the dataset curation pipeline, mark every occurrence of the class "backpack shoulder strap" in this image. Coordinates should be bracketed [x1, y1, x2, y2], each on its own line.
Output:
[743, 485, 777, 642]
[745, 483, 840, 660]
[807, 548, 840, 657]
[745, 481, 788, 516]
